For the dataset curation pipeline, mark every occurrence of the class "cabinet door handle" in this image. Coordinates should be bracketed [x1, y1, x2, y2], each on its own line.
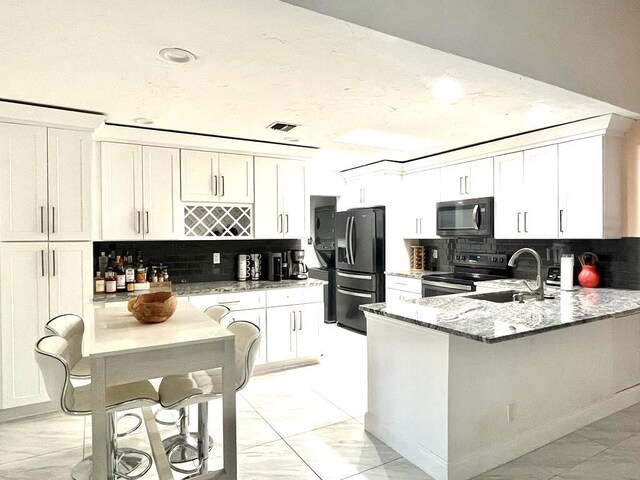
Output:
[415, 218, 419, 234]
[291, 311, 296, 331]
[465, 176, 469, 194]
[40, 206, 45, 233]
[559, 209, 564, 233]
[51, 206, 56, 234]
[145, 211, 150, 234]
[419, 218, 423, 234]
[517, 212, 521, 233]
[137, 211, 141, 234]
[523, 211, 528, 233]
[459, 177, 464, 195]
[213, 175, 218, 196]
[221, 175, 225, 196]
[41, 250, 45, 277]
[278, 214, 283, 233]
[298, 310, 303, 330]
[285, 214, 289, 233]
[52, 250, 56, 277]
[218, 300, 240, 305]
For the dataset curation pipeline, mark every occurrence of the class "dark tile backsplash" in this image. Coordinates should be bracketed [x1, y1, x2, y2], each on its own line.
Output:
[93, 239, 302, 283]
[419, 237, 640, 289]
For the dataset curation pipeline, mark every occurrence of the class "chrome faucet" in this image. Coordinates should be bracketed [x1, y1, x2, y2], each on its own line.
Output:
[508, 248, 544, 301]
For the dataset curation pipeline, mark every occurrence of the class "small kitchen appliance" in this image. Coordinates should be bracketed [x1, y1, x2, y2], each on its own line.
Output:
[265, 252, 283, 281]
[545, 266, 561, 286]
[436, 197, 494, 237]
[289, 250, 309, 280]
[421, 252, 509, 297]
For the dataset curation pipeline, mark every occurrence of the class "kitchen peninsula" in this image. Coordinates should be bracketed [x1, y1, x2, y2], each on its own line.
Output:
[360, 284, 640, 480]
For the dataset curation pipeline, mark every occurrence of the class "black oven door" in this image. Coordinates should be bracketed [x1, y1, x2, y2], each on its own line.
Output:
[421, 279, 474, 297]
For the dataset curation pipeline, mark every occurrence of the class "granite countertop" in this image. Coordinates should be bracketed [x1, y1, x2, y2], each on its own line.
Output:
[385, 270, 449, 279]
[94, 279, 327, 303]
[360, 281, 640, 344]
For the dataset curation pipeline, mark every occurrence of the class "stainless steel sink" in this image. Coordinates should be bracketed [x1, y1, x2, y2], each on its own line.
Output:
[465, 290, 533, 303]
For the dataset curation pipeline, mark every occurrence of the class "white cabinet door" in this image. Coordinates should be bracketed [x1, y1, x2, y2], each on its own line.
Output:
[226, 308, 267, 366]
[48, 242, 93, 319]
[613, 313, 640, 392]
[403, 169, 441, 238]
[0, 243, 50, 408]
[338, 180, 364, 211]
[0, 123, 48, 241]
[558, 136, 604, 239]
[254, 157, 281, 239]
[522, 145, 558, 239]
[101, 142, 143, 240]
[295, 303, 322, 358]
[281, 160, 306, 238]
[180, 149, 219, 202]
[386, 288, 422, 306]
[47, 129, 92, 241]
[218, 153, 254, 203]
[440, 158, 493, 201]
[143, 146, 181, 240]
[266, 306, 296, 362]
[494, 152, 525, 239]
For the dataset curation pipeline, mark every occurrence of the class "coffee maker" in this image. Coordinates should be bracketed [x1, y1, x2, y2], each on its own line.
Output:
[289, 250, 309, 280]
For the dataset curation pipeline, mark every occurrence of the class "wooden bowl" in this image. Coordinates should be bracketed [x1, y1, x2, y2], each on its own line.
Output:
[127, 292, 177, 324]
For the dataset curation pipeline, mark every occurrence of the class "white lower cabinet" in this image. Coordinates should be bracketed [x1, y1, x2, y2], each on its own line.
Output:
[0, 241, 92, 409]
[385, 275, 422, 305]
[227, 308, 266, 366]
[613, 313, 640, 392]
[266, 303, 322, 362]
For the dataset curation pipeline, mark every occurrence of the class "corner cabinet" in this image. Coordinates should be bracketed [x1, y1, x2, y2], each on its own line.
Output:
[254, 157, 306, 239]
[0, 123, 92, 241]
[180, 150, 254, 204]
[101, 142, 181, 240]
[439, 157, 493, 202]
[0, 241, 93, 409]
[494, 145, 558, 239]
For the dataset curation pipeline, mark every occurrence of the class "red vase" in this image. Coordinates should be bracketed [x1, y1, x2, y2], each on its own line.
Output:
[578, 265, 600, 288]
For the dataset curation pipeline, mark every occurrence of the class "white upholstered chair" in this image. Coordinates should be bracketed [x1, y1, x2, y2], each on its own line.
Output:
[35, 335, 159, 480]
[158, 320, 261, 475]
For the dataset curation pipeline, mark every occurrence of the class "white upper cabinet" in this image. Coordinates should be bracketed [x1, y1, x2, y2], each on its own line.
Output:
[494, 145, 558, 239]
[254, 157, 306, 239]
[180, 149, 254, 203]
[47, 128, 92, 240]
[101, 142, 180, 240]
[338, 175, 393, 211]
[440, 157, 493, 201]
[402, 169, 440, 238]
[0, 123, 91, 241]
[558, 136, 619, 239]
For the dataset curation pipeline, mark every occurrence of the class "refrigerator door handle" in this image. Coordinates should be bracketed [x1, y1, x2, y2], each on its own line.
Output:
[337, 271, 372, 280]
[347, 216, 355, 265]
[343, 215, 351, 264]
[337, 287, 373, 299]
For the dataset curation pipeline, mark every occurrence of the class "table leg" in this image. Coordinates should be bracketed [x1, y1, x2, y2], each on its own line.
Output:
[91, 356, 114, 479]
[222, 338, 237, 479]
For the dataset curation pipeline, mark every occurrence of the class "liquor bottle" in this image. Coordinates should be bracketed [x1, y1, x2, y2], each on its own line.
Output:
[125, 255, 136, 291]
[98, 251, 108, 275]
[105, 265, 116, 293]
[136, 256, 147, 283]
[94, 271, 105, 293]
[115, 256, 126, 291]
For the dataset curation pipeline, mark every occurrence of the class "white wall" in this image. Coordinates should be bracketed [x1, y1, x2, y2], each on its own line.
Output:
[623, 121, 640, 236]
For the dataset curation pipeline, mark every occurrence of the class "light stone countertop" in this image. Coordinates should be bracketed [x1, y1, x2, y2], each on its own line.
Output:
[360, 281, 640, 343]
[385, 270, 450, 279]
[94, 279, 327, 303]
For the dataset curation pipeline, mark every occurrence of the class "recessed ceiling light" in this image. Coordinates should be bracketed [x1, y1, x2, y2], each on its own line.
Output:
[159, 47, 196, 64]
[336, 129, 442, 152]
[432, 77, 464, 103]
[133, 117, 153, 125]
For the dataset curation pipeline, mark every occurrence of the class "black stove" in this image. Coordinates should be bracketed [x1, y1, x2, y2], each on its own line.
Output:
[422, 252, 509, 296]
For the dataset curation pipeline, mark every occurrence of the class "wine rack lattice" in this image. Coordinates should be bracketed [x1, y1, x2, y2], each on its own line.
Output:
[184, 205, 252, 237]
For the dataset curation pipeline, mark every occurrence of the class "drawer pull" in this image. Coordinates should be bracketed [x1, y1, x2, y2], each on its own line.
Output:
[218, 300, 241, 305]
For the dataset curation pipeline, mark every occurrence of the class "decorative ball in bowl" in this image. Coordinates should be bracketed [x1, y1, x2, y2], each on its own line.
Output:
[127, 292, 177, 324]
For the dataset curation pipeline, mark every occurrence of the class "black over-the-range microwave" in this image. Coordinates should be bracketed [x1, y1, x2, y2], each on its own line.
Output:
[435, 197, 494, 237]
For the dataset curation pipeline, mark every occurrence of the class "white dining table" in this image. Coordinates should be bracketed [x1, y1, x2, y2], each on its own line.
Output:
[89, 301, 237, 480]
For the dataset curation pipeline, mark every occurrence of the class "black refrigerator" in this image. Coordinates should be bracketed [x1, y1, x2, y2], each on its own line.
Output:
[335, 206, 385, 334]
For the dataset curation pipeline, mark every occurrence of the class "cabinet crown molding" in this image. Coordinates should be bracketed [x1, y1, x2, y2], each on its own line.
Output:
[0, 101, 104, 131]
[341, 160, 403, 180]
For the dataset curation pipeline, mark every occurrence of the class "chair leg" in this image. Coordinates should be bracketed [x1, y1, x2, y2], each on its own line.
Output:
[162, 406, 213, 465]
[176, 401, 210, 479]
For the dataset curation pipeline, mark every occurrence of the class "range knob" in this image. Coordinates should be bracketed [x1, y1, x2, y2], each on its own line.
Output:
[460, 255, 466, 260]
[499, 258, 505, 263]
[455, 255, 461, 260]
[491, 256, 498, 262]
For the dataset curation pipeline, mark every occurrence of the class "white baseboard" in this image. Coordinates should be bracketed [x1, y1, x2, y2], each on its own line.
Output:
[0, 400, 57, 423]
[366, 385, 640, 480]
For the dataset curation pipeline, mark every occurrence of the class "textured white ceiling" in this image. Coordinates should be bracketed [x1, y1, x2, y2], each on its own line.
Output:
[0, 0, 635, 170]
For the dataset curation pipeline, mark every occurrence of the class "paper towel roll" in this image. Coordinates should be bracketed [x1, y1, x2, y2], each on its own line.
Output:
[561, 254, 574, 291]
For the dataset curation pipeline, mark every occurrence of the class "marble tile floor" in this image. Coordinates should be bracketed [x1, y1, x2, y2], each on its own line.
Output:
[1, 323, 640, 479]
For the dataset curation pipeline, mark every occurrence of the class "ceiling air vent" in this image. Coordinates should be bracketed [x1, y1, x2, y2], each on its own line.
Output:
[267, 121, 299, 132]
